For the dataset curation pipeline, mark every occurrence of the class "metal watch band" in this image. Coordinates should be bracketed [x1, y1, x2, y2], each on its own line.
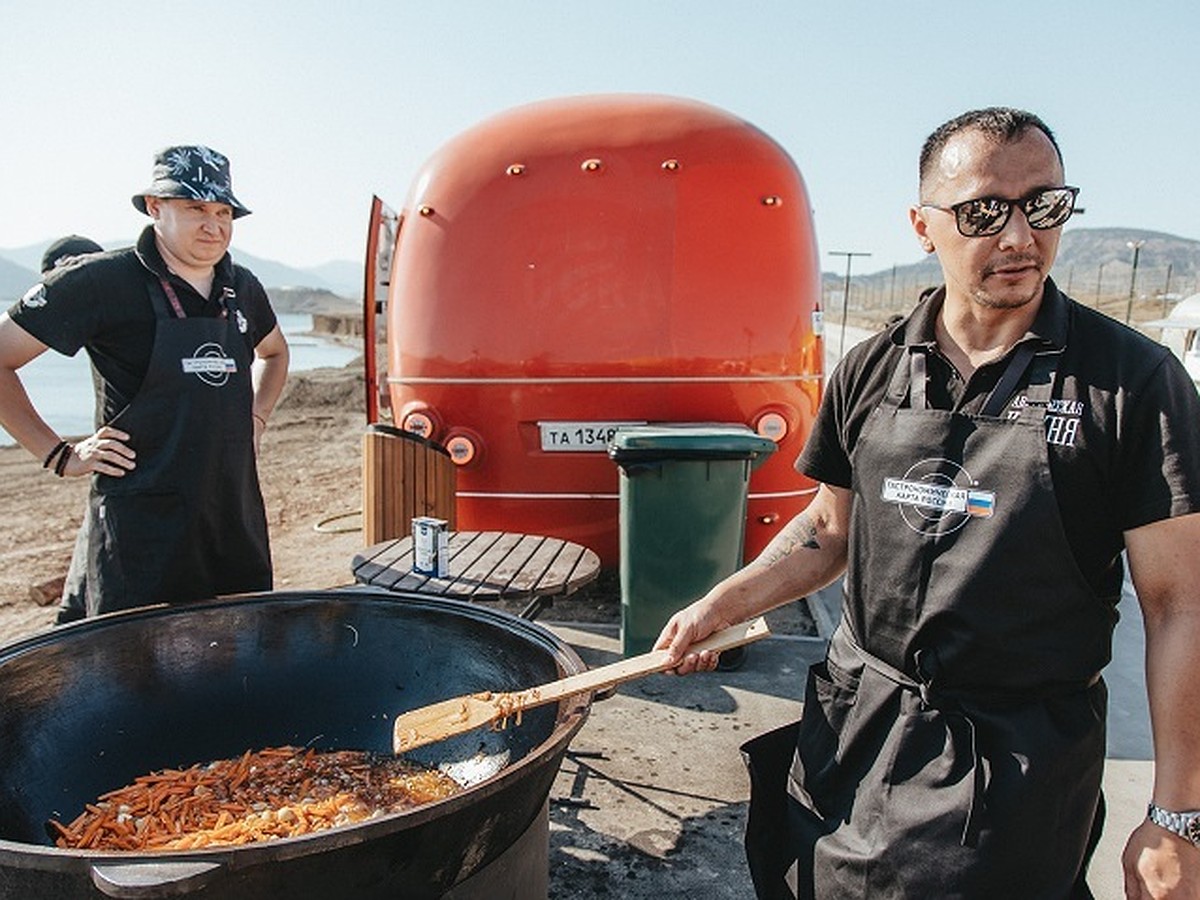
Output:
[1147, 803, 1200, 846]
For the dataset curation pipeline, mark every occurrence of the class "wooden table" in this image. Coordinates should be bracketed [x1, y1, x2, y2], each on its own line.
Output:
[351, 531, 602, 620]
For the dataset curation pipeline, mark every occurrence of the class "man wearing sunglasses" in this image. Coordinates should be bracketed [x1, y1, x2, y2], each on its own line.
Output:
[656, 107, 1200, 898]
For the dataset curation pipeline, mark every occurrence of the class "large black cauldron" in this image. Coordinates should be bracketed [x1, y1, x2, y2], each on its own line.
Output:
[0, 589, 589, 899]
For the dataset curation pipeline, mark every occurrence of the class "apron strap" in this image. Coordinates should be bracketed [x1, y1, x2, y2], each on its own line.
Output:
[1022, 350, 1061, 408]
[980, 341, 1038, 418]
[154, 277, 235, 322]
[883, 345, 921, 409]
[909, 350, 928, 412]
[148, 277, 254, 354]
[898, 340, 1053, 418]
[145, 278, 176, 320]
[840, 624, 927, 697]
[157, 277, 188, 319]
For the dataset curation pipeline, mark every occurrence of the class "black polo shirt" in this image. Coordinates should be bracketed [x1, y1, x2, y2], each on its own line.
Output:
[798, 278, 1200, 597]
[9, 226, 277, 427]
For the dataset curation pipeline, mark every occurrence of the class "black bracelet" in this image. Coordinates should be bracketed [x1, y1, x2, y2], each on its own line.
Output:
[42, 440, 68, 469]
[53, 444, 72, 477]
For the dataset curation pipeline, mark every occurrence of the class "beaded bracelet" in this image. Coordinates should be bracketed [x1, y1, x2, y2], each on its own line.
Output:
[42, 439, 69, 469]
[53, 444, 72, 477]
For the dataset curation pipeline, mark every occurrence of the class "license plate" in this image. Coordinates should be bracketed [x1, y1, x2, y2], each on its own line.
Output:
[539, 421, 644, 452]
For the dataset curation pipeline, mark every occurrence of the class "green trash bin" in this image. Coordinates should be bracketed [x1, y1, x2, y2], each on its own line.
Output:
[608, 424, 777, 658]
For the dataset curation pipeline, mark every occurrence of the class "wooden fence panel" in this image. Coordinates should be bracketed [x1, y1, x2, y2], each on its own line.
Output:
[361, 426, 457, 545]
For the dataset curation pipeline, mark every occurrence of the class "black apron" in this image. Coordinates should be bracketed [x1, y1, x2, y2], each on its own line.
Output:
[763, 343, 1112, 899]
[73, 278, 271, 615]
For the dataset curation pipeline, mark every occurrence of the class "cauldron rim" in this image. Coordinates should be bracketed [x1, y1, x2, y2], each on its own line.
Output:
[0, 589, 590, 873]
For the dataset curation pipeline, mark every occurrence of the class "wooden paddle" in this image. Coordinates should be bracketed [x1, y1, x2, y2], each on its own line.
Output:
[393, 617, 771, 753]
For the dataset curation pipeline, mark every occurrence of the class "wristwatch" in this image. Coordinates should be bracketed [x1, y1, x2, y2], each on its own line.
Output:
[1147, 803, 1200, 846]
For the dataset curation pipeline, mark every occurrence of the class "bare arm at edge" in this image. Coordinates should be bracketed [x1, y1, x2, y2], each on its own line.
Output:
[249, 324, 289, 451]
[0, 313, 136, 477]
[0, 312, 58, 460]
[1121, 512, 1200, 898]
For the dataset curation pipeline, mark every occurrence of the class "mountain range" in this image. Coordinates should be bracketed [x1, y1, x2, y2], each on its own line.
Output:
[823, 227, 1200, 304]
[0, 240, 363, 303]
[4, 227, 1198, 308]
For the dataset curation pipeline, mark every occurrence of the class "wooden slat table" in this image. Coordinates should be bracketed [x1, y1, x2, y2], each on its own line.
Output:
[351, 531, 602, 620]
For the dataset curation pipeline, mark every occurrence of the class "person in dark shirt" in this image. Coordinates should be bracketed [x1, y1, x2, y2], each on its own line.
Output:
[0, 145, 289, 619]
[37, 234, 105, 620]
[656, 108, 1200, 898]
[40, 235, 104, 275]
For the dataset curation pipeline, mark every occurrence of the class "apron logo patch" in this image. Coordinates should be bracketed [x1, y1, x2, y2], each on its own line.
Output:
[882, 458, 995, 535]
[181, 343, 238, 386]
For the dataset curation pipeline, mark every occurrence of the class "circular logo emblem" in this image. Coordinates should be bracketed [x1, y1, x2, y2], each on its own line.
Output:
[181, 342, 237, 387]
[890, 457, 979, 536]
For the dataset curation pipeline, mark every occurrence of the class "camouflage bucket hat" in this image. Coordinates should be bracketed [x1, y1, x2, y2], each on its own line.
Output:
[132, 145, 251, 218]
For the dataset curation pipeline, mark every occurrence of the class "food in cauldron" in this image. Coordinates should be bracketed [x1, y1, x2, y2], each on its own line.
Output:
[49, 746, 462, 852]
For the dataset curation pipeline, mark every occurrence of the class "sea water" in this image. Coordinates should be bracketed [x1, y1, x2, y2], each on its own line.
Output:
[4, 313, 359, 445]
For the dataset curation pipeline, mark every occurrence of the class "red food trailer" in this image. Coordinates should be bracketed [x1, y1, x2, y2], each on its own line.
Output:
[363, 94, 824, 566]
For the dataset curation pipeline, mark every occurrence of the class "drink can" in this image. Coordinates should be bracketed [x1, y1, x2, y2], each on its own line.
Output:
[412, 517, 449, 576]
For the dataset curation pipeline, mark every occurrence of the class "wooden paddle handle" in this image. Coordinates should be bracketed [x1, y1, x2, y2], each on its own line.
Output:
[508, 616, 771, 708]
[393, 617, 771, 753]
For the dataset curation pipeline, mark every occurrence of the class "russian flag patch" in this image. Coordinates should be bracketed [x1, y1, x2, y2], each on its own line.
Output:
[966, 490, 995, 518]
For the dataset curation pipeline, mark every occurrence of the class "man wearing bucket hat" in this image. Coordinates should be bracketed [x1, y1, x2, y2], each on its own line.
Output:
[0, 144, 289, 620]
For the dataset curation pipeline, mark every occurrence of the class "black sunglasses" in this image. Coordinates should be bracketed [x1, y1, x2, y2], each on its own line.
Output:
[920, 186, 1079, 237]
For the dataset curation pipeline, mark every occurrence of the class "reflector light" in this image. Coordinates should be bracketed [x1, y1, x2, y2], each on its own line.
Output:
[755, 412, 788, 443]
[402, 411, 434, 438]
[445, 435, 477, 466]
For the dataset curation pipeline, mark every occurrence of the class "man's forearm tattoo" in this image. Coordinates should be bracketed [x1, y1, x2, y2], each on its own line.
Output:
[757, 513, 820, 567]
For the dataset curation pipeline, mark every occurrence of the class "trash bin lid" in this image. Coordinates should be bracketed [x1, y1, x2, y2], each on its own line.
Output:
[608, 423, 778, 465]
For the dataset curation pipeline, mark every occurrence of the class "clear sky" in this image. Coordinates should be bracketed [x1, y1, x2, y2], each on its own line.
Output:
[1, 1, 1195, 276]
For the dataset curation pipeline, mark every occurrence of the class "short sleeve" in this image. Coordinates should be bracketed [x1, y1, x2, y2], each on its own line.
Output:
[233, 268, 278, 349]
[7, 263, 100, 357]
[796, 366, 853, 489]
[794, 332, 901, 490]
[1115, 353, 1200, 529]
